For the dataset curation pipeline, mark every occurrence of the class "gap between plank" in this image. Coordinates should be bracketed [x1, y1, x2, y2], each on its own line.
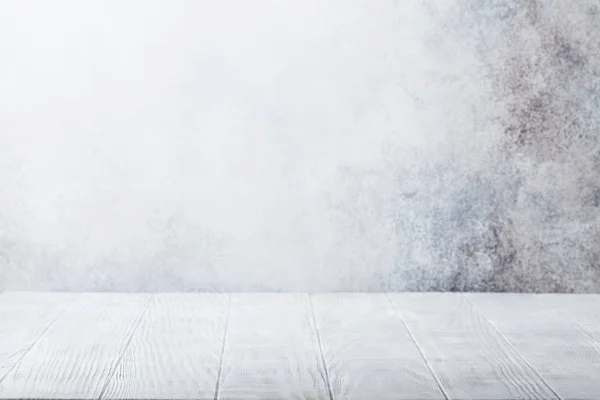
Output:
[97, 294, 153, 400]
[385, 293, 450, 400]
[213, 294, 231, 400]
[0, 294, 76, 385]
[460, 293, 564, 400]
[308, 295, 334, 400]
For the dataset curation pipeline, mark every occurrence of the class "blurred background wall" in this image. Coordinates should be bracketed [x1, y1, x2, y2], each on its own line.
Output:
[1, 0, 598, 292]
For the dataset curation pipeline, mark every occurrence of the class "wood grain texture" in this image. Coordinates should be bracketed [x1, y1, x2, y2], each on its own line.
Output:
[388, 292, 558, 400]
[2, 292, 600, 399]
[466, 293, 600, 400]
[0, 292, 75, 383]
[0, 293, 150, 399]
[311, 293, 445, 400]
[101, 293, 229, 400]
[217, 293, 330, 400]
[539, 294, 600, 338]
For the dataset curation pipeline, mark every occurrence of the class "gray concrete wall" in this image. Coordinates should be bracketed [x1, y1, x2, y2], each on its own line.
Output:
[0, 0, 598, 292]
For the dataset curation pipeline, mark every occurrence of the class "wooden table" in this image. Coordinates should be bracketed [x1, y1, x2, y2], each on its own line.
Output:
[1, 292, 599, 399]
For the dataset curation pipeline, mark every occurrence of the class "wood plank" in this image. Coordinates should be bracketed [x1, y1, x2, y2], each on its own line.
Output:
[101, 293, 229, 400]
[538, 294, 600, 337]
[311, 293, 445, 400]
[388, 293, 558, 400]
[217, 293, 329, 400]
[466, 293, 600, 400]
[0, 292, 75, 383]
[2, 292, 600, 399]
[0, 293, 150, 399]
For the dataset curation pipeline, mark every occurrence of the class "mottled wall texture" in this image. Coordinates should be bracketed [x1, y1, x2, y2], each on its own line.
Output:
[1, 0, 598, 292]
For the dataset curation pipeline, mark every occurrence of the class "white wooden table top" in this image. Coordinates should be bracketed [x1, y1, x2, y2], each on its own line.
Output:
[0, 292, 599, 400]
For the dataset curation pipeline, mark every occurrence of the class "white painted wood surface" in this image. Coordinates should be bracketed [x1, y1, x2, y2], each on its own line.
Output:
[0, 293, 150, 399]
[217, 294, 330, 400]
[1, 292, 600, 399]
[388, 293, 558, 400]
[540, 294, 600, 338]
[311, 293, 446, 400]
[100, 293, 229, 400]
[0, 292, 75, 383]
[466, 293, 600, 400]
